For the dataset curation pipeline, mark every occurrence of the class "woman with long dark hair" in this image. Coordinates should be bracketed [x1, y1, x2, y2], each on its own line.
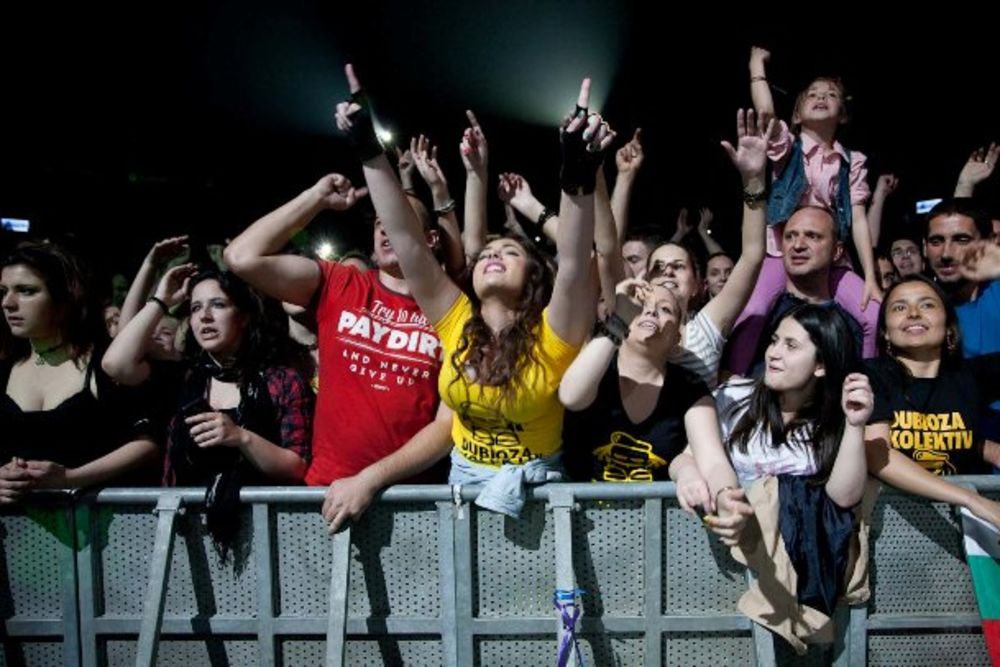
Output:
[708, 304, 873, 650]
[103, 264, 313, 543]
[715, 305, 872, 501]
[0, 241, 158, 502]
[862, 274, 1000, 527]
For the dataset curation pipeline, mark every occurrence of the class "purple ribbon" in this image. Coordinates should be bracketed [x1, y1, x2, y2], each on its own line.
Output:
[554, 588, 585, 667]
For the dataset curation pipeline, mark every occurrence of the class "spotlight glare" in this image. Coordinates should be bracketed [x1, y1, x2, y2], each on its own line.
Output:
[316, 242, 335, 260]
[378, 129, 394, 144]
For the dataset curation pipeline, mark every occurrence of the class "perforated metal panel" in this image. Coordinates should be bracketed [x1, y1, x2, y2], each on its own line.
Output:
[278, 640, 326, 665]
[0, 510, 68, 618]
[773, 637, 834, 666]
[0, 641, 63, 667]
[869, 495, 977, 615]
[279, 637, 444, 666]
[474, 502, 555, 617]
[573, 501, 644, 616]
[97, 506, 159, 615]
[663, 503, 745, 613]
[868, 634, 990, 666]
[662, 632, 754, 666]
[103, 639, 259, 666]
[346, 637, 444, 666]
[475, 634, 642, 667]
[99, 506, 257, 618]
[275, 502, 441, 618]
[274, 504, 329, 615]
[166, 511, 258, 617]
[348, 504, 441, 617]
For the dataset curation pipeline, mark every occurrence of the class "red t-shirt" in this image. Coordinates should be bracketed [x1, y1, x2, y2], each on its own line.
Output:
[305, 262, 443, 485]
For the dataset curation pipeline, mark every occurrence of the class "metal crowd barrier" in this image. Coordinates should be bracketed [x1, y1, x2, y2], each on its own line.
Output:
[1, 478, 998, 666]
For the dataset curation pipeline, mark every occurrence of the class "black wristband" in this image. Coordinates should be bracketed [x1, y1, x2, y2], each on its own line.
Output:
[593, 312, 629, 346]
[147, 296, 170, 315]
[742, 187, 768, 206]
[536, 207, 556, 228]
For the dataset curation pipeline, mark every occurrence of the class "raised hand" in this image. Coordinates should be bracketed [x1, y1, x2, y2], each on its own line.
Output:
[460, 110, 488, 176]
[147, 236, 190, 267]
[720, 109, 775, 183]
[497, 173, 518, 204]
[615, 128, 644, 176]
[153, 263, 198, 308]
[395, 146, 416, 189]
[334, 63, 383, 161]
[960, 240, 1000, 283]
[412, 135, 448, 190]
[697, 207, 714, 235]
[874, 174, 900, 200]
[957, 142, 1000, 190]
[674, 208, 693, 238]
[560, 78, 616, 195]
[312, 173, 369, 211]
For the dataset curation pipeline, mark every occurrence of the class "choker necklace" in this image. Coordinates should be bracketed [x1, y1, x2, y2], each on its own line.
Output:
[33, 341, 68, 365]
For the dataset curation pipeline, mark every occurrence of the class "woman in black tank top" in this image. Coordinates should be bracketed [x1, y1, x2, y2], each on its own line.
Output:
[0, 241, 158, 504]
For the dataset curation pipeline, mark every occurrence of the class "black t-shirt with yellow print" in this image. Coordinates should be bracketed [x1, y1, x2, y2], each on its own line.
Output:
[865, 354, 1000, 476]
[563, 356, 709, 482]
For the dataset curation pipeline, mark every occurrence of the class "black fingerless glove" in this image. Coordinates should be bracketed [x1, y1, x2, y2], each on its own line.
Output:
[559, 107, 606, 195]
[344, 90, 384, 163]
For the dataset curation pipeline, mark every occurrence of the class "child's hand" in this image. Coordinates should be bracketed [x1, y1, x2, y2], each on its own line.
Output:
[749, 46, 770, 71]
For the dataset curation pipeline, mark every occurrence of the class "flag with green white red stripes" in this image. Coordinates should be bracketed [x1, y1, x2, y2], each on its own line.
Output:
[961, 508, 1000, 665]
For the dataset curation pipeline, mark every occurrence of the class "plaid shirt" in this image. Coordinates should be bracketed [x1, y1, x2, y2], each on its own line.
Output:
[265, 365, 314, 464]
[163, 365, 314, 486]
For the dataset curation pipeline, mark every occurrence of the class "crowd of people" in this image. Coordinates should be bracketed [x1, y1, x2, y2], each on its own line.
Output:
[4, 49, 1000, 648]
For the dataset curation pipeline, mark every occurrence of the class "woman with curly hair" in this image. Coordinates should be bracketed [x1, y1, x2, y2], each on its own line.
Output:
[323, 67, 609, 517]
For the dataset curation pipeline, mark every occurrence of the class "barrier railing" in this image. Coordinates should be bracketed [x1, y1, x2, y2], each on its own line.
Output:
[1, 478, 997, 666]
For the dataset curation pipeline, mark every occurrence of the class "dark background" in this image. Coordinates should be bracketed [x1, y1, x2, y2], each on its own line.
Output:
[2, 4, 998, 292]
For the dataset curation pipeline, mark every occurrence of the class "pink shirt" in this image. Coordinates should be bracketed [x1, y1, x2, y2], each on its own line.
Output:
[766, 121, 870, 257]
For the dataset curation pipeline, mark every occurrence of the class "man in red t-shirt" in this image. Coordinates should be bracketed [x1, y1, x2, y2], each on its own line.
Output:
[225, 173, 453, 527]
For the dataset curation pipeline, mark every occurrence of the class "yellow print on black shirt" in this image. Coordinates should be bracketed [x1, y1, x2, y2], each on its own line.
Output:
[456, 401, 532, 466]
[890, 410, 972, 476]
[593, 431, 668, 482]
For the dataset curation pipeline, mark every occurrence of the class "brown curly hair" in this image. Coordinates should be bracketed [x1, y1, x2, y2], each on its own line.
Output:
[449, 236, 555, 409]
